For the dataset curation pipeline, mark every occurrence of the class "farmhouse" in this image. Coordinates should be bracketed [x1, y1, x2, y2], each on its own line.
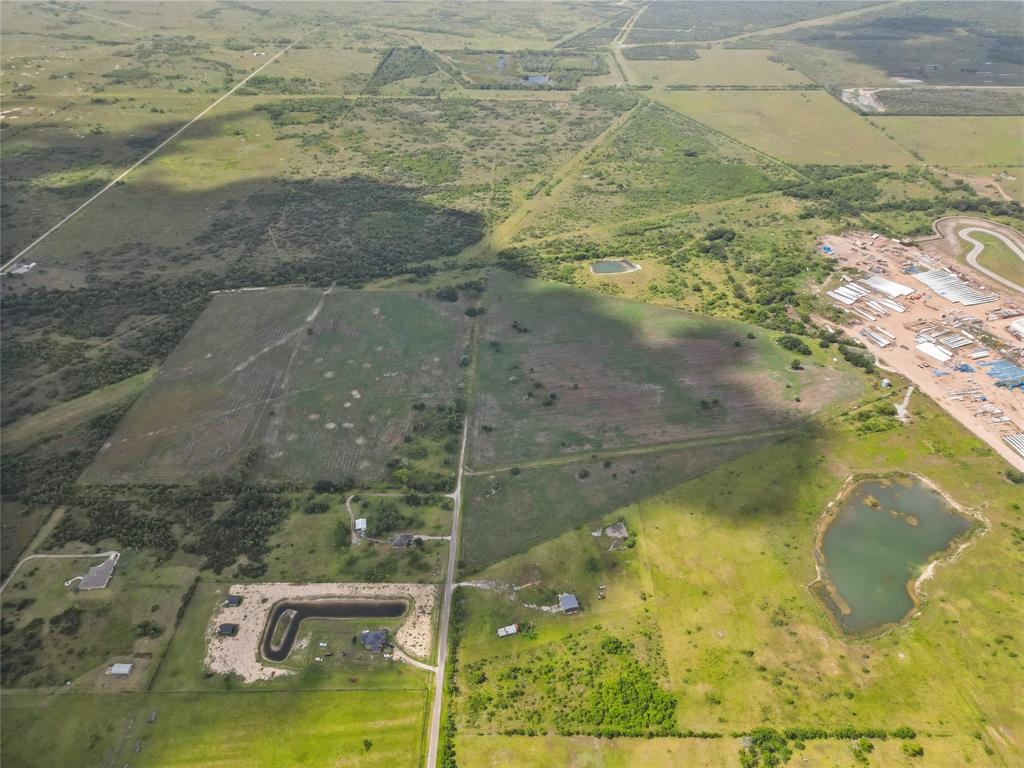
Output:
[558, 593, 580, 614]
[361, 629, 389, 653]
[225, 595, 243, 607]
[218, 623, 239, 636]
[497, 623, 519, 638]
[78, 552, 119, 591]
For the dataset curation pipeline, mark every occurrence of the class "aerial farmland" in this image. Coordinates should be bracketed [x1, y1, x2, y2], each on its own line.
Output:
[1, 2, 1022, 768]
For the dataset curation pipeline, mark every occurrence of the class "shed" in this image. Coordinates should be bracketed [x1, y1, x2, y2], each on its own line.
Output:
[217, 623, 239, 636]
[497, 624, 519, 638]
[558, 593, 580, 614]
[355, 518, 367, 536]
[107, 663, 134, 677]
[361, 629, 389, 653]
[225, 595, 242, 607]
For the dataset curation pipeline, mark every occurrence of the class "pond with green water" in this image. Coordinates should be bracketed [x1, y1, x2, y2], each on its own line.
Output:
[591, 259, 637, 274]
[813, 477, 972, 636]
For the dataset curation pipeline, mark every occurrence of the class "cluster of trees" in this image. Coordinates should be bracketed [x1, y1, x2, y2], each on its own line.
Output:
[368, 46, 438, 90]
[777, 335, 813, 355]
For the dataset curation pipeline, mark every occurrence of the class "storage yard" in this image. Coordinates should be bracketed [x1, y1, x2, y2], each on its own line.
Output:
[822, 231, 1024, 469]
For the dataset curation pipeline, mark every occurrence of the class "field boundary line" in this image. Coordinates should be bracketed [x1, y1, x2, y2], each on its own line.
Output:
[466, 426, 799, 476]
[1, 35, 304, 273]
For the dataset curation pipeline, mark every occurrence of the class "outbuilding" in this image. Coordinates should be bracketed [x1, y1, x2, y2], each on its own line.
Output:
[558, 593, 580, 614]
[225, 595, 243, 607]
[355, 518, 368, 537]
[217, 623, 239, 636]
[106, 663, 134, 677]
[497, 623, 519, 638]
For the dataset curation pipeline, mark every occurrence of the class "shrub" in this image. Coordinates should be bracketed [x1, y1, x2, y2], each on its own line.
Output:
[777, 335, 812, 355]
[902, 742, 924, 757]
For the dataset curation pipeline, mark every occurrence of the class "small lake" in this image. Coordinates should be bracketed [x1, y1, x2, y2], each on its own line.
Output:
[813, 477, 972, 636]
[591, 259, 638, 274]
[261, 599, 407, 662]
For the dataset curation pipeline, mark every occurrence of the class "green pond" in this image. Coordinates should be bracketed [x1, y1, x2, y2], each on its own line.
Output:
[592, 260, 633, 274]
[814, 477, 972, 636]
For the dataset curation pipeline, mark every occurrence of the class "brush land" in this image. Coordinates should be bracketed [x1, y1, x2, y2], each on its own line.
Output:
[2, 2, 1022, 768]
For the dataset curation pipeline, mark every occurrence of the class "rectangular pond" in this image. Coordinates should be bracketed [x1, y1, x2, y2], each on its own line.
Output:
[813, 477, 973, 636]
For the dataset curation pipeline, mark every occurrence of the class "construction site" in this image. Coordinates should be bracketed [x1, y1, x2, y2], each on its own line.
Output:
[820, 230, 1024, 470]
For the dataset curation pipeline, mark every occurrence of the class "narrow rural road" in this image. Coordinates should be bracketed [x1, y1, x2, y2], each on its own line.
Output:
[958, 226, 1024, 296]
[425, 417, 469, 768]
[0, 37, 302, 273]
[0, 551, 118, 595]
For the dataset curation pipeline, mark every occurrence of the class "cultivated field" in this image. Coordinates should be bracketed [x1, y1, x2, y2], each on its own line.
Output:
[877, 117, 1024, 179]
[84, 287, 471, 484]
[621, 48, 813, 87]
[653, 90, 914, 166]
[468, 272, 854, 468]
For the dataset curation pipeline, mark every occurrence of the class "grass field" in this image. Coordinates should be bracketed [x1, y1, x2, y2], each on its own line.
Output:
[450, 389, 1024, 766]
[468, 272, 857, 467]
[1, 689, 428, 768]
[622, 49, 813, 87]
[653, 90, 915, 166]
[964, 231, 1024, 288]
[1, 552, 195, 691]
[879, 117, 1024, 174]
[83, 287, 472, 484]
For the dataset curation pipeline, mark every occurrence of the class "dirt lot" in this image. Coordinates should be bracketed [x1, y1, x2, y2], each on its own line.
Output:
[205, 582, 437, 683]
[822, 231, 1024, 470]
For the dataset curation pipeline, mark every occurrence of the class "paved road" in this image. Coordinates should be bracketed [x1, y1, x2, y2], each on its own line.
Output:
[0, 551, 119, 595]
[425, 417, 469, 768]
[958, 226, 1024, 296]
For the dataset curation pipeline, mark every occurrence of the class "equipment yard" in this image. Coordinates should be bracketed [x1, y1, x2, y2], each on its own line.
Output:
[822, 228, 1024, 468]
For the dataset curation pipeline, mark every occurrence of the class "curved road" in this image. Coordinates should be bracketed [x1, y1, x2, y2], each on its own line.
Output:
[957, 226, 1024, 296]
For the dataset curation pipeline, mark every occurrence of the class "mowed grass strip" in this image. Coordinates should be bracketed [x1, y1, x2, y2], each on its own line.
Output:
[653, 90, 915, 165]
[469, 272, 853, 467]
[84, 287, 470, 484]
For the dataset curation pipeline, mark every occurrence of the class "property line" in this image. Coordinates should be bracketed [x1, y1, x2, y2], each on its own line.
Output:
[1, 36, 303, 273]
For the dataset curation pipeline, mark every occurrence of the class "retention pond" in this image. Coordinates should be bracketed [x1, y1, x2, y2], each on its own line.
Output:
[591, 259, 640, 274]
[812, 476, 973, 636]
[261, 599, 407, 662]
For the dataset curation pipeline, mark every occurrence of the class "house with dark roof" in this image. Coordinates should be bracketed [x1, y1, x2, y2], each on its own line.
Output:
[217, 623, 239, 636]
[558, 593, 580, 614]
[225, 595, 243, 607]
[361, 629, 389, 653]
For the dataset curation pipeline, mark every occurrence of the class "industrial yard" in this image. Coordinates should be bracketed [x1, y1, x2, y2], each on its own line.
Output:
[822, 229, 1024, 468]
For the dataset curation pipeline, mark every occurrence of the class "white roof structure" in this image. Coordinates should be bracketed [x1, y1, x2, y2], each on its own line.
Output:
[1004, 433, 1024, 459]
[497, 624, 519, 638]
[911, 268, 998, 306]
[354, 518, 367, 532]
[1009, 318, 1024, 339]
[859, 275, 914, 298]
[107, 663, 133, 676]
[916, 341, 952, 363]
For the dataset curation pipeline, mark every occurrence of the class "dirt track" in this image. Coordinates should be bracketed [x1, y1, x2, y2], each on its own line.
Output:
[918, 216, 1024, 296]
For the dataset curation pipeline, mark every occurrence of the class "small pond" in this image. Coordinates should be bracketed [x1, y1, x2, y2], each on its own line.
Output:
[591, 259, 639, 274]
[813, 477, 972, 636]
[262, 599, 407, 662]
